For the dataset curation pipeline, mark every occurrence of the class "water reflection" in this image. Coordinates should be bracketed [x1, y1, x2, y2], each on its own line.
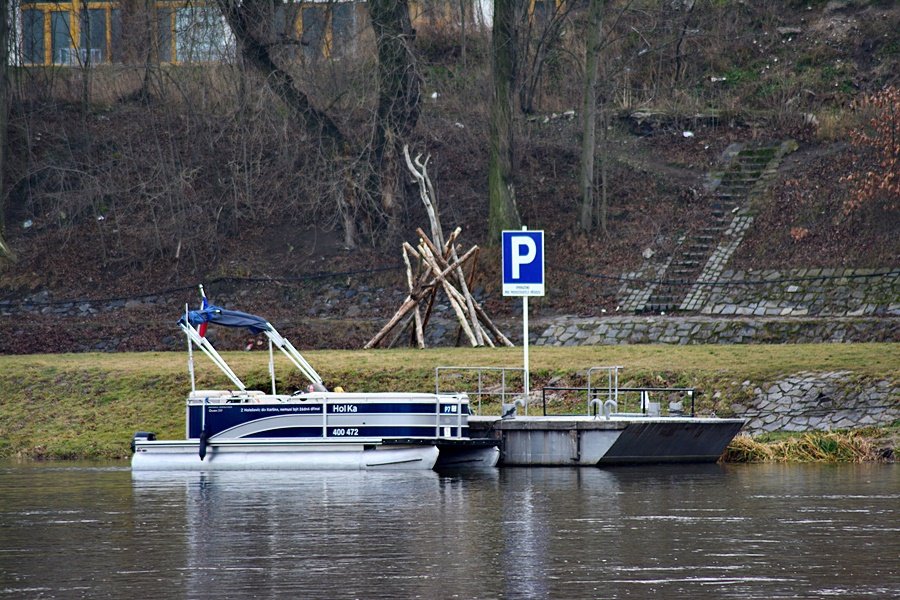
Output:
[1, 463, 897, 599]
[495, 468, 623, 598]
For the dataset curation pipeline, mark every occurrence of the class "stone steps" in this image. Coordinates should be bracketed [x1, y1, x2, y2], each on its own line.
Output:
[622, 140, 795, 314]
[670, 269, 699, 278]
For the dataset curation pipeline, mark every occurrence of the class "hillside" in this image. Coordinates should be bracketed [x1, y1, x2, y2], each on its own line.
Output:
[1, 0, 898, 353]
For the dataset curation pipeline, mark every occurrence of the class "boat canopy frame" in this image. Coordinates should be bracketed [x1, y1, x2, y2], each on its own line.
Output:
[179, 305, 326, 394]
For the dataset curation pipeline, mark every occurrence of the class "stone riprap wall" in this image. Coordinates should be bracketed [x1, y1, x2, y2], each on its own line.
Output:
[699, 268, 899, 317]
[732, 372, 899, 435]
[534, 315, 899, 346]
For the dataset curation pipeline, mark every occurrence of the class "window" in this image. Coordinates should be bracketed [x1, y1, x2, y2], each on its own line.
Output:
[157, 8, 173, 62]
[301, 6, 325, 60]
[533, 1, 551, 23]
[80, 8, 108, 63]
[23, 9, 44, 64]
[274, 3, 302, 38]
[175, 7, 227, 62]
[274, 3, 287, 36]
[51, 12, 73, 65]
[110, 8, 123, 63]
[331, 3, 357, 58]
[17, 1, 236, 66]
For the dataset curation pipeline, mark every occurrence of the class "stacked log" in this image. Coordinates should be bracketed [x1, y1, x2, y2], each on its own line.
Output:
[363, 229, 512, 349]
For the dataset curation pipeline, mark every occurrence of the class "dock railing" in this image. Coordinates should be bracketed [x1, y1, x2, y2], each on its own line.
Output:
[587, 366, 621, 417]
[541, 385, 696, 417]
[436, 365, 696, 418]
[435, 367, 526, 416]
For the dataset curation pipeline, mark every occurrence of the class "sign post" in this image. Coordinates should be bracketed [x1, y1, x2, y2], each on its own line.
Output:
[502, 228, 545, 414]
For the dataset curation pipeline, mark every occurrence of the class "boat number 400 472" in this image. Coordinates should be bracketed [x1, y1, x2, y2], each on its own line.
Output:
[330, 428, 359, 436]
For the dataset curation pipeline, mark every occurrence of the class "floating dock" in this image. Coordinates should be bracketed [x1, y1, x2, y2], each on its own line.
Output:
[468, 415, 745, 466]
[438, 366, 746, 467]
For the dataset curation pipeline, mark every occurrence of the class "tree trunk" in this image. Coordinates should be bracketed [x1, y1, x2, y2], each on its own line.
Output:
[487, 0, 521, 241]
[519, 2, 570, 116]
[597, 106, 609, 236]
[0, 0, 10, 257]
[136, 0, 156, 102]
[579, 0, 604, 233]
[80, 0, 93, 120]
[673, 0, 696, 85]
[368, 0, 421, 235]
[459, 0, 467, 69]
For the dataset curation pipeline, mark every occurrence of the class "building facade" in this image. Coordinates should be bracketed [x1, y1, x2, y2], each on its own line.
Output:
[15, 0, 371, 66]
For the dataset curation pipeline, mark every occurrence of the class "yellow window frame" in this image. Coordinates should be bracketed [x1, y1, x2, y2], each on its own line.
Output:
[22, 1, 117, 65]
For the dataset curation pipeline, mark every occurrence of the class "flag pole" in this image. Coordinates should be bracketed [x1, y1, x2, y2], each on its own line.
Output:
[186, 303, 196, 393]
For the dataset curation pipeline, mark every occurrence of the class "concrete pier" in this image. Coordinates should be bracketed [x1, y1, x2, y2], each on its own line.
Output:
[469, 415, 745, 466]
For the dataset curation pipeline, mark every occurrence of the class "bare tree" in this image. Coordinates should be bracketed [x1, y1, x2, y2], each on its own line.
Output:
[214, 0, 422, 247]
[78, 0, 92, 120]
[487, 0, 522, 241]
[458, 0, 467, 68]
[517, 0, 577, 115]
[672, 0, 696, 85]
[368, 0, 421, 234]
[134, 0, 161, 103]
[215, 0, 347, 148]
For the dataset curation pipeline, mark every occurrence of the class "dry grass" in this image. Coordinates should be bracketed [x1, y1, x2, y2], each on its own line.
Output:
[61, 342, 897, 381]
[724, 430, 884, 463]
[814, 108, 871, 142]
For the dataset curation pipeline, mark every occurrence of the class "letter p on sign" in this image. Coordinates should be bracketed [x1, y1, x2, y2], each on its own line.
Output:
[510, 237, 536, 279]
[502, 230, 545, 296]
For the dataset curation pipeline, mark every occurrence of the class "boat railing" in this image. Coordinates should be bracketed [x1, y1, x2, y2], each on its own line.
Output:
[541, 386, 696, 417]
[435, 367, 526, 416]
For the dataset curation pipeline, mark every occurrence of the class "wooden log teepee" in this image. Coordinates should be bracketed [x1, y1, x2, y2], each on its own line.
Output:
[364, 147, 513, 350]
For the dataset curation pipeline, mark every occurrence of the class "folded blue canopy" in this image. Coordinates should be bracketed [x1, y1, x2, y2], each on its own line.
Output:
[180, 305, 271, 334]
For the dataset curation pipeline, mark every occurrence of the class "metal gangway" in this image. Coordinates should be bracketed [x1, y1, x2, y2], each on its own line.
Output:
[435, 366, 526, 416]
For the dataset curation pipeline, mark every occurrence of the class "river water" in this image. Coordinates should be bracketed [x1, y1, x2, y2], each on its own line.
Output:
[0, 462, 897, 599]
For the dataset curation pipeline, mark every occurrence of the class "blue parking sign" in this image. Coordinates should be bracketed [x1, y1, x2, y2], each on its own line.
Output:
[502, 230, 545, 296]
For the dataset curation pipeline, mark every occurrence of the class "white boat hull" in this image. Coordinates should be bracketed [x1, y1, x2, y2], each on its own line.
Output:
[434, 445, 500, 468]
[132, 440, 439, 471]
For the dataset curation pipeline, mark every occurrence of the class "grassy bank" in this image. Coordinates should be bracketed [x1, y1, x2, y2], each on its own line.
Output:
[0, 344, 897, 460]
